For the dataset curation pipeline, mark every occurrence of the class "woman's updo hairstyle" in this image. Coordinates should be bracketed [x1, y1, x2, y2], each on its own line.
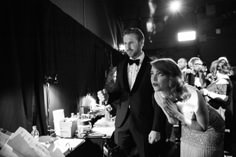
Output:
[151, 58, 190, 101]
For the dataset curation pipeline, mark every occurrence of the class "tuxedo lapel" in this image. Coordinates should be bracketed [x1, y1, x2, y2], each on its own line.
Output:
[122, 58, 131, 92]
[131, 56, 149, 93]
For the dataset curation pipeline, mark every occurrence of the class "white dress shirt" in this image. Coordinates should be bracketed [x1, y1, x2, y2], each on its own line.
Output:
[127, 52, 145, 90]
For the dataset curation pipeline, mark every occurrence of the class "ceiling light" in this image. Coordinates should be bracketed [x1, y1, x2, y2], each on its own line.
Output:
[169, 0, 181, 13]
[177, 30, 196, 42]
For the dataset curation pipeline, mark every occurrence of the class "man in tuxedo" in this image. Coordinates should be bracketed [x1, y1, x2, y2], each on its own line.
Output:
[97, 28, 166, 157]
[186, 57, 207, 89]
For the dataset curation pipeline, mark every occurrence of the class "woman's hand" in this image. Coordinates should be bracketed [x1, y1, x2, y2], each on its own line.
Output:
[154, 92, 181, 124]
[164, 99, 187, 124]
[164, 99, 179, 117]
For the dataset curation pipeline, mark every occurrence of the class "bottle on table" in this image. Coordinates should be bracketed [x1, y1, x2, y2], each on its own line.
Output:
[31, 125, 39, 140]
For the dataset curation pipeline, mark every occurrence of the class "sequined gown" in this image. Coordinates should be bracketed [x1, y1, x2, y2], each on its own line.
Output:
[181, 105, 225, 157]
[177, 86, 225, 157]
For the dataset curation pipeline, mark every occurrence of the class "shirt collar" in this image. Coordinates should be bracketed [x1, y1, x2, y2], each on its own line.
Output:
[129, 52, 145, 64]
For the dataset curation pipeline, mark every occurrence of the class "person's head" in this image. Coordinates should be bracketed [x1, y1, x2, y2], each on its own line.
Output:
[150, 58, 187, 99]
[218, 56, 229, 64]
[122, 27, 145, 59]
[177, 58, 187, 70]
[188, 57, 203, 72]
[217, 58, 232, 76]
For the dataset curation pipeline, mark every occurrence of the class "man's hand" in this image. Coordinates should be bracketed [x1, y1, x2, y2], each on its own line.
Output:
[105, 104, 113, 112]
[183, 68, 194, 74]
[97, 89, 109, 105]
[148, 130, 160, 144]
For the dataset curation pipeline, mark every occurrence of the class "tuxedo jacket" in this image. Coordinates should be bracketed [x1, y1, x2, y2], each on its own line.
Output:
[108, 55, 163, 134]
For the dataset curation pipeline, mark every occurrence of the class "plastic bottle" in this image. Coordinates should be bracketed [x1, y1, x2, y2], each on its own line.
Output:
[77, 117, 91, 138]
[31, 125, 39, 140]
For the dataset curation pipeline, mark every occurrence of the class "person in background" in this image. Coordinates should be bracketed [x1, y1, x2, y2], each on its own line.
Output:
[205, 60, 218, 85]
[187, 57, 207, 89]
[150, 58, 225, 157]
[217, 56, 233, 76]
[177, 57, 189, 83]
[97, 28, 166, 157]
[201, 58, 233, 130]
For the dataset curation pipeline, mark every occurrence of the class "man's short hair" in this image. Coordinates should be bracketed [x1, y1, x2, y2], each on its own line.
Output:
[177, 58, 187, 63]
[122, 27, 145, 42]
[188, 57, 201, 68]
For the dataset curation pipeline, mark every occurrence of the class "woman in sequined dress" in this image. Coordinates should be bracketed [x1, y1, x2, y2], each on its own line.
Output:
[150, 58, 225, 157]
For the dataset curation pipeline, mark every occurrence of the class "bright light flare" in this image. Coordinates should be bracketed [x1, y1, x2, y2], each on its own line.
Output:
[177, 30, 196, 42]
[118, 44, 125, 52]
[169, 0, 181, 13]
[146, 18, 155, 33]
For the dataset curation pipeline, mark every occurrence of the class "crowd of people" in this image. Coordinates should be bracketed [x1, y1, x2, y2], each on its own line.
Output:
[177, 56, 234, 131]
[97, 27, 235, 157]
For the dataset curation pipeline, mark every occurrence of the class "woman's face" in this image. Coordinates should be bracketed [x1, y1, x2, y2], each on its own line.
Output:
[151, 66, 169, 92]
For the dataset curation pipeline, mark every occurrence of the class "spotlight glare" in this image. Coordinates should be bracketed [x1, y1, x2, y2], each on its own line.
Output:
[169, 0, 181, 13]
[118, 44, 125, 52]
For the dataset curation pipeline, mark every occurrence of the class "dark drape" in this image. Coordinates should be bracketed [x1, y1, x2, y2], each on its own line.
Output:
[0, 0, 47, 133]
[0, 0, 121, 134]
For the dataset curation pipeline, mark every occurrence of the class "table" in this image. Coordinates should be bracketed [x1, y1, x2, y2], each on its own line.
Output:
[53, 138, 85, 156]
[67, 118, 115, 157]
[90, 117, 115, 138]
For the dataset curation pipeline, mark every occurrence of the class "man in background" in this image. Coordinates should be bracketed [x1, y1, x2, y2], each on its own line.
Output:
[177, 57, 189, 83]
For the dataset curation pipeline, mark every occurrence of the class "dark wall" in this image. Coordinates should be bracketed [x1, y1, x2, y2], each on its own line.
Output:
[146, 19, 236, 68]
[49, 0, 120, 48]
[145, 1, 236, 67]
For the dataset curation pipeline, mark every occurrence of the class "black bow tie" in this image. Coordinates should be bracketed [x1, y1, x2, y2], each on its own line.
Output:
[128, 59, 140, 66]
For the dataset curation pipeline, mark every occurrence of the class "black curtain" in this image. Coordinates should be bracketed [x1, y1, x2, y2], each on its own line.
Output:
[0, 0, 47, 133]
[0, 0, 120, 134]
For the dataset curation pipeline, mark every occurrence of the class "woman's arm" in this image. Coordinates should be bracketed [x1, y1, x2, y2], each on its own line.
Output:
[201, 78, 230, 102]
[166, 89, 209, 131]
[202, 88, 228, 101]
[194, 90, 209, 131]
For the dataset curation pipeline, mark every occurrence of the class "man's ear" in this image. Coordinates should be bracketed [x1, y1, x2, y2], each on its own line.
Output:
[140, 39, 144, 48]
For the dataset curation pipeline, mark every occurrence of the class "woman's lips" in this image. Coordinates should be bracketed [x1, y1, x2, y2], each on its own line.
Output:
[152, 83, 158, 87]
